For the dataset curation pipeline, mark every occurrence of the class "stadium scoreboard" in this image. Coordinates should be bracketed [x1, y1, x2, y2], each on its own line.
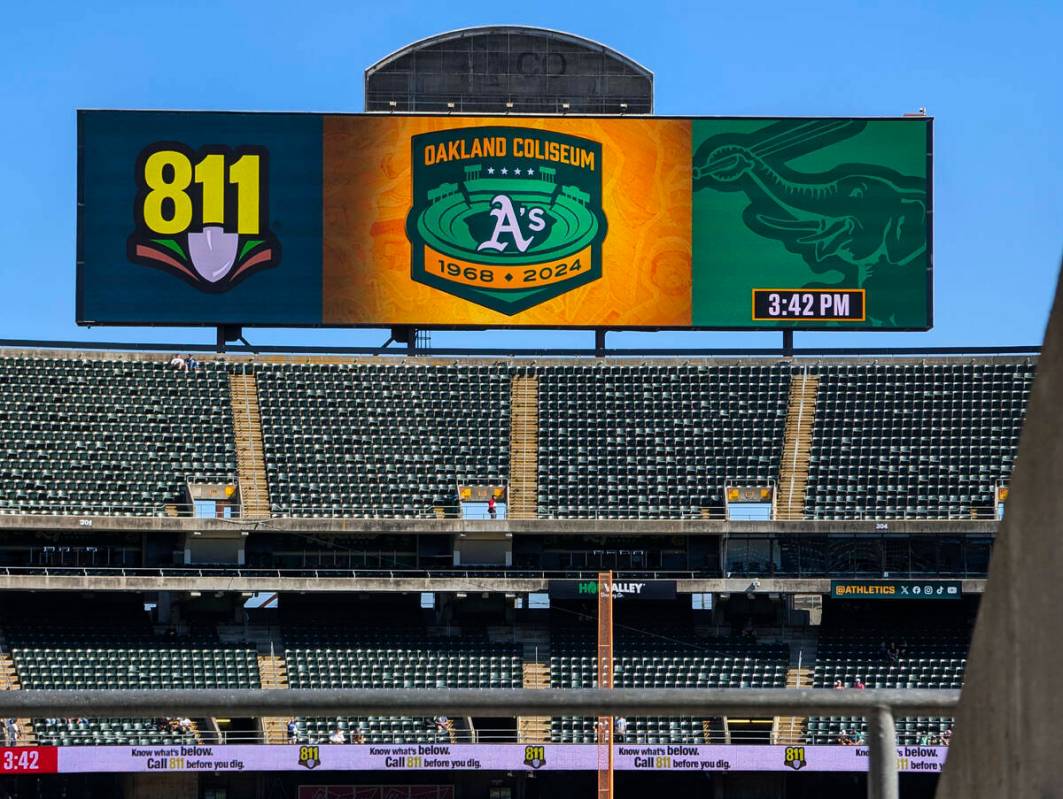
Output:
[77, 111, 932, 331]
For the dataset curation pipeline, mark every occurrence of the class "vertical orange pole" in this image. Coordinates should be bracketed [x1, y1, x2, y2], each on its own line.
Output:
[597, 570, 614, 799]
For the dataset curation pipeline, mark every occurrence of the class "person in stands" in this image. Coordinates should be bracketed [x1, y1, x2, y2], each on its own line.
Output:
[329, 728, 345, 744]
[853, 677, 866, 690]
[614, 716, 628, 742]
[487, 495, 497, 519]
[169, 354, 187, 372]
[186, 354, 199, 373]
[287, 718, 297, 743]
[833, 679, 845, 690]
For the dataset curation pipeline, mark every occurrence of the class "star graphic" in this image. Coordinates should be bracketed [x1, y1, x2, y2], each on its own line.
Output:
[500, 167, 508, 175]
[486, 167, 495, 175]
[514, 168, 522, 175]
[526, 167, 535, 175]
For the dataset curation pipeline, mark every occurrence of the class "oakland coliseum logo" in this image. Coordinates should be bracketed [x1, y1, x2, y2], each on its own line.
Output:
[406, 126, 607, 315]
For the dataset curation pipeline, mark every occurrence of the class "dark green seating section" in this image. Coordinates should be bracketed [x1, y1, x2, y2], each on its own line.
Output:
[256, 363, 510, 517]
[33, 718, 197, 747]
[808, 629, 967, 745]
[284, 627, 522, 743]
[805, 360, 1034, 519]
[0, 355, 235, 515]
[549, 630, 788, 743]
[9, 625, 259, 746]
[535, 364, 791, 518]
[0, 353, 1035, 521]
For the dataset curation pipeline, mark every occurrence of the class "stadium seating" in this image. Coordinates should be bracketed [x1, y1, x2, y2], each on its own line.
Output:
[549, 629, 788, 743]
[804, 360, 1034, 519]
[0, 355, 235, 515]
[535, 364, 791, 518]
[0, 352, 1035, 521]
[33, 718, 199, 747]
[284, 626, 522, 743]
[256, 363, 510, 518]
[8, 625, 259, 745]
[807, 622, 968, 745]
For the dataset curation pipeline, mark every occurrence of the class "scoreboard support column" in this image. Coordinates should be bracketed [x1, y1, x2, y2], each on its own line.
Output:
[389, 326, 418, 353]
[595, 330, 607, 358]
[215, 325, 243, 353]
[782, 330, 794, 357]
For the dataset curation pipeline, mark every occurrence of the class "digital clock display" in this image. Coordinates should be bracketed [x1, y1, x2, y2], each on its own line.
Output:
[752, 289, 865, 321]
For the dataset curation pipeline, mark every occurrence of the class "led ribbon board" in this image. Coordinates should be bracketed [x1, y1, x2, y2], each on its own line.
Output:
[9, 743, 949, 774]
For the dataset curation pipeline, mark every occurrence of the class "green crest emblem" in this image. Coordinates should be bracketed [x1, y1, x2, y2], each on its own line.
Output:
[406, 126, 607, 315]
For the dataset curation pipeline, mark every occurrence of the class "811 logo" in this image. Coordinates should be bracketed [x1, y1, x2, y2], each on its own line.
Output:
[523, 745, 546, 769]
[784, 746, 807, 771]
[297, 745, 321, 770]
[127, 143, 280, 291]
[406, 126, 607, 315]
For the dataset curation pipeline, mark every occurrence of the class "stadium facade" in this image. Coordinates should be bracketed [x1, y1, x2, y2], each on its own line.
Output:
[0, 24, 1023, 799]
[0, 347, 1031, 798]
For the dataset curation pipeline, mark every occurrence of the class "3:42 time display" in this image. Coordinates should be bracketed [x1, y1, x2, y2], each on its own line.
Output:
[752, 289, 866, 322]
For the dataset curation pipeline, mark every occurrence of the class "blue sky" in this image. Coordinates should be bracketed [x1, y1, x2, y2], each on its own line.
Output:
[0, 0, 1059, 351]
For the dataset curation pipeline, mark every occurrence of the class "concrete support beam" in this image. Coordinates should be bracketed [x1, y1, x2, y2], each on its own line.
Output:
[0, 513, 997, 536]
[0, 687, 958, 720]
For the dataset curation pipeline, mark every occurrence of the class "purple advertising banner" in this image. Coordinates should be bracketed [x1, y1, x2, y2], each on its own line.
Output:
[54, 743, 948, 774]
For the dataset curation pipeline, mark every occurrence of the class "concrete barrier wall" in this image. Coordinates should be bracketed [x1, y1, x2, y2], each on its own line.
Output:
[937, 262, 1063, 798]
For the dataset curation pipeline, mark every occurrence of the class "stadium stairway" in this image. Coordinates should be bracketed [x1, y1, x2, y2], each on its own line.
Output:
[776, 371, 819, 520]
[770, 631, 817, 745]
[508, 374, 539, 520]
[229, 371, 270, 519]
[518, 662, 551, 743]
[186, 719, 205, 744]
[257, 652, 290, 744]
[774, 666, 814, 744]
[223, 624, 290, 744]
[0, 638, 34, 746]
[495, 626, 551, 743]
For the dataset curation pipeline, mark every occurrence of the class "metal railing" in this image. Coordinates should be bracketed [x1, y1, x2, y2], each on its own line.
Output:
[0, 564, 992, 581]
[31, 724, 933, 747]
[0, 336, 1040, 357]
[0, 688, 957, 799]
[0, 500, 1001, 522]
[0, 565, 708, 580]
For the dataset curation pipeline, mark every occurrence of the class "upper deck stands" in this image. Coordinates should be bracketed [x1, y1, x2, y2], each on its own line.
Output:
[0, 351, 1033, 522]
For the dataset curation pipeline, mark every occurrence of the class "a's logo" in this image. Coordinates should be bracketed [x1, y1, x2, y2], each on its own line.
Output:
[693, 119, 926, 278]
[523, 745, 547, 769]
[298, 745, 321, 770]
[127, 143, 280, 291]
[783, 746, 807, 771]
[406, 126, 607, 315]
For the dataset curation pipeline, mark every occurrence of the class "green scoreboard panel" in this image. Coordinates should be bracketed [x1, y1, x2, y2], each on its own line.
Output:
[692, 117, 932, 330]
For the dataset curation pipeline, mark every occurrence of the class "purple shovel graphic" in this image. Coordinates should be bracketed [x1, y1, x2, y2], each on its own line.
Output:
[187, 226, 239, 283]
